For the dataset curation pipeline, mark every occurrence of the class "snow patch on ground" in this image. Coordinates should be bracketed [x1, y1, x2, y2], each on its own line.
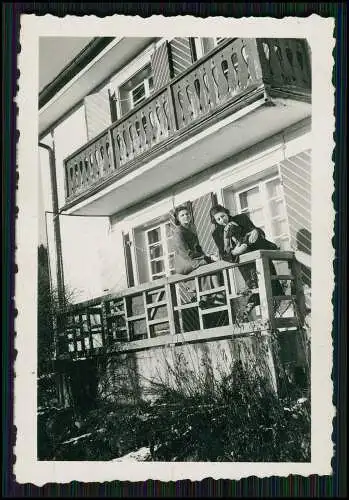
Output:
[111, 447, 152, 462]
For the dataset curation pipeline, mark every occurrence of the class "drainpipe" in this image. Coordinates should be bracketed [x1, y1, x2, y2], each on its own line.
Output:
[39, 140, 65, 310]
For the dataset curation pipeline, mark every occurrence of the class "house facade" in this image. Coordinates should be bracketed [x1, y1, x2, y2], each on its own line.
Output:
[39, 36, 312, 406]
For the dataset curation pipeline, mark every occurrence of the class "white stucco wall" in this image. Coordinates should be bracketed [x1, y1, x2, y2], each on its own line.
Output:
[39, 107, 113, 302]
[39, 111, 311, 303]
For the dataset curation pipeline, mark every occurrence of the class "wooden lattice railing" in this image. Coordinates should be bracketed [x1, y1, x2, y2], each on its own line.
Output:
[56, 250, 307, 360]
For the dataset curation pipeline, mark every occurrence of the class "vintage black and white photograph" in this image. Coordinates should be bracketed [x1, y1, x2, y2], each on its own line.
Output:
[15, 14, 334, 483]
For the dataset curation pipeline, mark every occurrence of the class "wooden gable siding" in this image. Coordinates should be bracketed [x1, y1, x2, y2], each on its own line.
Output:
[280, 149, 311, 288]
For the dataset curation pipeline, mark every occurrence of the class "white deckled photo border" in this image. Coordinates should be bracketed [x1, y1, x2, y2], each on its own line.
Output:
[15, 14, 335, 484]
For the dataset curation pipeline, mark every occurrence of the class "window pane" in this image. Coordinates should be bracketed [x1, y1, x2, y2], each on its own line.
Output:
[274, 237, 290, 250]
[148, 76, 154, 93]
[132, 83, 146, 104]
[271, 219, 288, 237]
[269, 199, 284, 218]
[239, 186, 261, 210]
[249, 208, 264, 227]
[167, 238, 175, 253]
[151, 260, 165, 275]
[202, 38, 216, 54]
[147, 228, 161, 244]
[149, 244, 163, 259]
[266, 178, 281, 198]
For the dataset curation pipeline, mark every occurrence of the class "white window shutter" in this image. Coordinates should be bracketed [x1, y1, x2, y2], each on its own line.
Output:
[84, 88, 112, 141]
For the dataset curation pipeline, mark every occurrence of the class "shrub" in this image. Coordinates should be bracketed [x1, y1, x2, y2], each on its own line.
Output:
[143, 360, 311, 462]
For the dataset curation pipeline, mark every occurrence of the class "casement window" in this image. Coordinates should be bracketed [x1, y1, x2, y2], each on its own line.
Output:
[145, 222, 175, 281]
[234, 176, 291, 250]
[118, 64, 154, 116]
[132, 193, 216, 286]
[191, 37, 228, 61]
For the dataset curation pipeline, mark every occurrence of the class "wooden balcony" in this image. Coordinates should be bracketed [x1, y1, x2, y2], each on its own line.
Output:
[56, 250, 307, 360]
[62, 38, 311, 213]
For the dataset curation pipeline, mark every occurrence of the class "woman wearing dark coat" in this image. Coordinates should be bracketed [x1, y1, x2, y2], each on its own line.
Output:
[211, 209, 266, 262]
[210, 204, 283, 318]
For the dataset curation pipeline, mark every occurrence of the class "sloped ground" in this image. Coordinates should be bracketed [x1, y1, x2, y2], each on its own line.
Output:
[38, 361, 310, 462]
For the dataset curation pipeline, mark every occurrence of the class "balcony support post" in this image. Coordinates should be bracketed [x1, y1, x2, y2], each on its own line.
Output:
[255, 254, 278, 394]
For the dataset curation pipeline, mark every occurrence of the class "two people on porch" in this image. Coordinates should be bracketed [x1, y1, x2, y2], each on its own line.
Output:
[172, 203, 283, 319]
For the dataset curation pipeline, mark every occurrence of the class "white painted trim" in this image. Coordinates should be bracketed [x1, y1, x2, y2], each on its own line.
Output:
[109, 42, 156, 90]
[130, 227, 140, 287]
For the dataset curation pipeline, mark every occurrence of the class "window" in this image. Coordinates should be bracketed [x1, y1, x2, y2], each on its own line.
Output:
[191, 37, 228, 61]
[146, 222, 175, 281]
[118, 64, 154, 116]
[235, 176, 290, 250]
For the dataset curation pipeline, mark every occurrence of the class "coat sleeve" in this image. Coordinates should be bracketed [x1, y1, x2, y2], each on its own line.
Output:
[212, 228, 224, 258]
[212, 227, 234, 262]
[173, 227, 202, 259]
[173, 227, 190, 256]
[234, 213, 266, 239]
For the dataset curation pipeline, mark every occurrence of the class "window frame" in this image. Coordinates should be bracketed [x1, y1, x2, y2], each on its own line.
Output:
[108, 42, 156, 119]
[192, 37, 225, 61]
[234, 174, 291, 248]
[145, 221, 175, 281]
[129, 72, 154, 108]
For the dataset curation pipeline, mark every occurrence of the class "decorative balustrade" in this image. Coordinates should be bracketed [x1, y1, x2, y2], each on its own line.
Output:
[63, 38, 311, 202]
[257, 38, 311, 89]
[56, 250, 306, 360]
[171, 38, 263, 129]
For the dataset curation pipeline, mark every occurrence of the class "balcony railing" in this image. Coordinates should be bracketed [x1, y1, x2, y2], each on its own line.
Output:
[56, 250, 307, 360]
[63, 38, 311, 203]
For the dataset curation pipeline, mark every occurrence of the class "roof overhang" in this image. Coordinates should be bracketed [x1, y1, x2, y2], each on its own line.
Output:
[39, 37, 158, 139]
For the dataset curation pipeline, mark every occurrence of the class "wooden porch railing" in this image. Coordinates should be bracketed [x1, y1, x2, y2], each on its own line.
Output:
[56, 250, 307, 360]
[63, 38, 311, 202]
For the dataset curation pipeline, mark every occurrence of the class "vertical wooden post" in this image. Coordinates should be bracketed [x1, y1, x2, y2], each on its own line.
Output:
[223, 269, 234, 326]
[165, 282, 176, 336]
[80, 312, 87, 357]
[143, 292, 151, 339]
[255, 253, 278, 394]
[63, 161, 69, 199]
[290, 257, 307, 327]
[255, 254, 275, 329]
[86, 309, 94, 353]
[100, 300, 109, 349]
[167, 84, 179, 132]
[175, 283, 184, 333]
[123, 297, 130, 342]
[107, 128, 117, 172]
[72, 313, 78, 357]
[195, 277, 204, 331]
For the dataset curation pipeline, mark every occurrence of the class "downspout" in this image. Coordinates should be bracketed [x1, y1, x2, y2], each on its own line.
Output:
[39, 140, 65, 310]
[39, 140, 69, 407]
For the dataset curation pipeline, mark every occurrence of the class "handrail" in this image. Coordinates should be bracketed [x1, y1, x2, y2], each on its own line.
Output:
[56, 250, 306, 361]
[60, 250, 293, 314]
